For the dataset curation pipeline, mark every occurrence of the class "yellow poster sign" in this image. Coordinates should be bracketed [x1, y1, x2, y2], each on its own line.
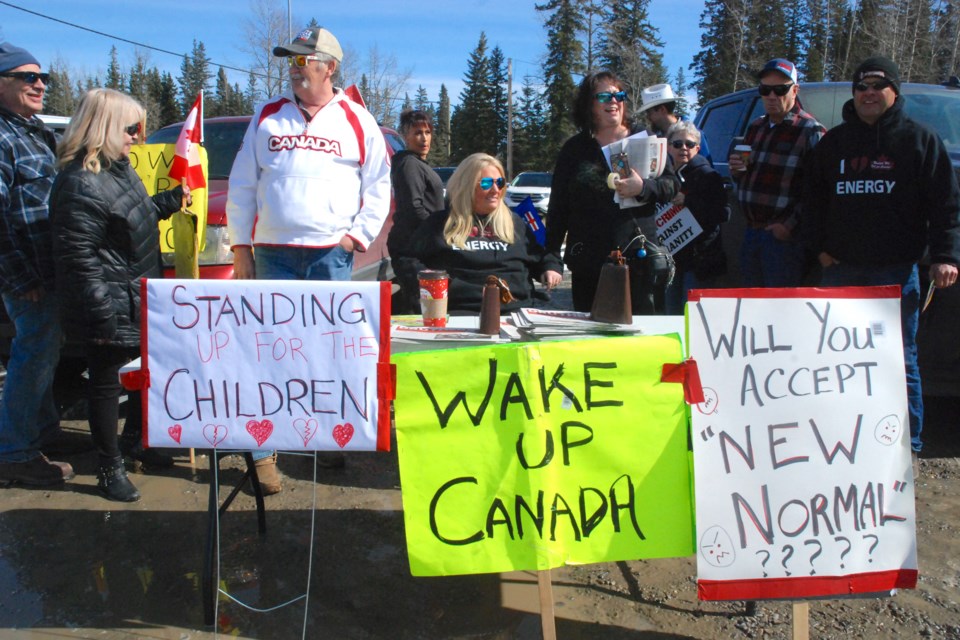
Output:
[129, 143, 208, 254]
[394, 335, 695, 577]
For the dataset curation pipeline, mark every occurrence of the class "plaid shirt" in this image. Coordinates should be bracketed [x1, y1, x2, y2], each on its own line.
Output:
[0, 108, 57, 296]
[735, 103, 825, 228]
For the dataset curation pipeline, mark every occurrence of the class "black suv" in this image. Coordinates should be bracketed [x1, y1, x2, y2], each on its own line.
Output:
[694, 81, 960, 396]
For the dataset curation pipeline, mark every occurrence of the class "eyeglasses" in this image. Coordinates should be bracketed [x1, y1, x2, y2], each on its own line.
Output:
[125, 122, 142, 136]
[479, 177, 506, 190]
[595, 91, 628, 103]
[758, 83, 794, 97]
[670, 139, 698, 149]
[287, 55, 321, 68]
[0, 71, 50, 84]
[854, 79, 893, 92]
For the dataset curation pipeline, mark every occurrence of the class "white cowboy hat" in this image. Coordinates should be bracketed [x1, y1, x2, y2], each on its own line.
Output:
[637, 84, 677, 113]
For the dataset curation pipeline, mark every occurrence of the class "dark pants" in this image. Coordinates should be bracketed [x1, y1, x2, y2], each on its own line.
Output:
[819, 262, 923, 451]
[86, 345, 140, 463]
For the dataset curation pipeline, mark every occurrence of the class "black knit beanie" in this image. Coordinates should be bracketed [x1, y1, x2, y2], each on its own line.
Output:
[852, 56, 901, 95]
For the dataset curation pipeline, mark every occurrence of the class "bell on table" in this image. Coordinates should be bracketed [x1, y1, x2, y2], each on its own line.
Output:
[479, 276, 514, 335]
[590, 250, 632, 324]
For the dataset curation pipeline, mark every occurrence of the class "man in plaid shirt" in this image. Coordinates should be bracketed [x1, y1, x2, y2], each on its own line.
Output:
[728, 58, 825, 286]
[0, 42, 74, 486]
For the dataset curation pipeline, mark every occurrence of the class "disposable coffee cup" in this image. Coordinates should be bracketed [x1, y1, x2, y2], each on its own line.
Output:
[733, 144, 752, 165]
[418, 270, 449, 327]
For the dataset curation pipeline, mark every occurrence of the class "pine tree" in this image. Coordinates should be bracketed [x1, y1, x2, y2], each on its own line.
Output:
[212, 67, 233, 117]
[155, 72, 181, 127]
[44, 57, 76, 116]
[429, 84, 452, 166]
[489, 46, 510, 159]
[536, 0, 583, 157]
[414, 85, 433, 118]
[599, 0, 667, 100]
[106, 46, 124, 90]
[450, 32, 498, 161]
[178, 40, 212, 117]
[673, 67, 690, 118]
[513, 77, 550, 172]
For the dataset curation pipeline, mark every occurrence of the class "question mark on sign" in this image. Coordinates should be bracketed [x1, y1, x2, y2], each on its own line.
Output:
[781, 544, 794, 576]
[863, 534, 879, 563]
[835, 536, 852, 568]
[755, 550, 771, 577]
[804, 539, 823, 575]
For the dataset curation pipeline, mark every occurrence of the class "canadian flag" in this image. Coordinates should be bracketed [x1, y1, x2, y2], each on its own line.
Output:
[168, 92, 206, 190]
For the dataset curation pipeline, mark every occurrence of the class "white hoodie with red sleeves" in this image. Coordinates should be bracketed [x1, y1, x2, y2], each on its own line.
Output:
[226, 89, 391, 251]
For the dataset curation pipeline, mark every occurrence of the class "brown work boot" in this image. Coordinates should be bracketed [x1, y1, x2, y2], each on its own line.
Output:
[0, 455, 75, 486]
[253, 454, 282, 496]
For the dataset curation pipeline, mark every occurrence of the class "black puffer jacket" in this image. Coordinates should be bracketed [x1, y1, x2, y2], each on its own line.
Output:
[50, 157, 182, 346]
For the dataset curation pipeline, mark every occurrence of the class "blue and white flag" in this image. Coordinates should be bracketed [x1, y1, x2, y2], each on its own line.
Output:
[512, 196, 546, 246]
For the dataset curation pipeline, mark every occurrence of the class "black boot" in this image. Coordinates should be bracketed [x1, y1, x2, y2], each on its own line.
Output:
[97, 457, 141, 502]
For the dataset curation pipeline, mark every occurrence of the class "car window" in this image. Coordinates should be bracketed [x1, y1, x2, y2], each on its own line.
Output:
[697, 97, 751, 167]
[798, 87, 842, 129]
[433, 167, 455, 185]
[903, 90, 960, 146]
[146, 121, 249, 180]
[513, 173, 552, 188]
[382, 131, 406, 154]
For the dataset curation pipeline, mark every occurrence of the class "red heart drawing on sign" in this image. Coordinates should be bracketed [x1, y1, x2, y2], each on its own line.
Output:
[246, 419, 274, 447]
[292, 418, 318, 447]
[203, 424, 228, 447]
[168, 424, 183, 444]
[332, 423, 354, 449]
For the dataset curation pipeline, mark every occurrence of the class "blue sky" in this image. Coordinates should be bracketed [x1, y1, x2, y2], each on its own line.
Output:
[1, 0, 706, 106]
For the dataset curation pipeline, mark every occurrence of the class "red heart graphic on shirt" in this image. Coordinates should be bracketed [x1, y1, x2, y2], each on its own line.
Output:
[292, 418, 318, 447]
[203, 424, 228, 447]
[246, 419, 274, 447]
[168, 424, 183, 444]
[332, 423, 354, 449]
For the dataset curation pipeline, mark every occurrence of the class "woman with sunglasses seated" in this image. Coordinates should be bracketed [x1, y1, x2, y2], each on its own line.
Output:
[49, 88, 187, 502]
[414, 153, 563, 313]
[663, 121, 730, 314]
[545, 71, 679, 315]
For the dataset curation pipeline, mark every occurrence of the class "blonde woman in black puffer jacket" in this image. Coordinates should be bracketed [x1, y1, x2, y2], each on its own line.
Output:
[50, 88, 185, 502]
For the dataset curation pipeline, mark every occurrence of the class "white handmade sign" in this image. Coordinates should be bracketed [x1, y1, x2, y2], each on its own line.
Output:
[654, 203, 703, 255]
[687, 287, 917, 601]
[140, 279, 393, 452]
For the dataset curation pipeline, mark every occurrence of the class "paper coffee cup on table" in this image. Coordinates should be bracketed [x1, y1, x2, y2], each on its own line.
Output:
[418, 270, 449, 327]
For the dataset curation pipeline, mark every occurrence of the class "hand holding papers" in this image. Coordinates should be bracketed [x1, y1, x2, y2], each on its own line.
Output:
[603, 132, 668, 209]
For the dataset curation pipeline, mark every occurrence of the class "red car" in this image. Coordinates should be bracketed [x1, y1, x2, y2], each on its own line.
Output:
[146, 115, 404, 281]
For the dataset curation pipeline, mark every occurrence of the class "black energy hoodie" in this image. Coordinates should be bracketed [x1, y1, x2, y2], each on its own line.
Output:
[803, 96, 960, 267]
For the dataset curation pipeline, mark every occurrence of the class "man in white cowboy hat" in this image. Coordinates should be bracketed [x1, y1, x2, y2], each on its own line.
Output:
[637, 83, 711, 163]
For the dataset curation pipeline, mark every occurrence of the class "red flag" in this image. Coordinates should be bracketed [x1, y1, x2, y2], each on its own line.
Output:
[343, 84, 366, 109]
[168, 92, 206, 190]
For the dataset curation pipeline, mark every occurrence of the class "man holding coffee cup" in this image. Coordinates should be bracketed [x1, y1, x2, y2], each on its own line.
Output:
[728, 58, 825, 287]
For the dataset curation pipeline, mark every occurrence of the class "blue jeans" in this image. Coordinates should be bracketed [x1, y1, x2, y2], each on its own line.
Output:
[820, 262, 923, 451]
[0, 293, 61, 462]
[254, 245, 354, 282]
[740, 228, 806, 287]
[251, 244, 354, 460]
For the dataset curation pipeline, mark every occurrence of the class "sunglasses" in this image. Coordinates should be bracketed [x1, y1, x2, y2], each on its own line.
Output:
[595, 91, 628, 103]
[479, 177, 506, 190]
[287, 55, 321, 68]
[854, 79, 893, 92]
[758, 83, 794, 97]
[0, 71, 50, 84]
[125, 122, 142, 136]
[670, 139, 698, 149]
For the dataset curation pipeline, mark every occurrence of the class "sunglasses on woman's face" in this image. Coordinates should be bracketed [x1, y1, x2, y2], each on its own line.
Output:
[670, 139, 698, 149]
[125, 122, 142, 137]
[595, 91, 628, 103]
[287, 55, 321, 68]
[758, 83, 794, 97]
[0, 71, 50, 84]
[479, 177, 506, 190]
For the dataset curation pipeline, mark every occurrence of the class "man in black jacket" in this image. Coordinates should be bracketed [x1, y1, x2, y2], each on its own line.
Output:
[804, 56, 960, 453]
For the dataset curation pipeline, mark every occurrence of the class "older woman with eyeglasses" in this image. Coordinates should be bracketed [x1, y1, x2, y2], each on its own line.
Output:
[663, 121, 729, 314]
[414, 153, 562, 313]
[49, 88, 187, 502]
[545, 71, 679, 315]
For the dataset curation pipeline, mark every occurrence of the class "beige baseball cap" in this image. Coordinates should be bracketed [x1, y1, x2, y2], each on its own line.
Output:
[273, 26, 343, 62]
